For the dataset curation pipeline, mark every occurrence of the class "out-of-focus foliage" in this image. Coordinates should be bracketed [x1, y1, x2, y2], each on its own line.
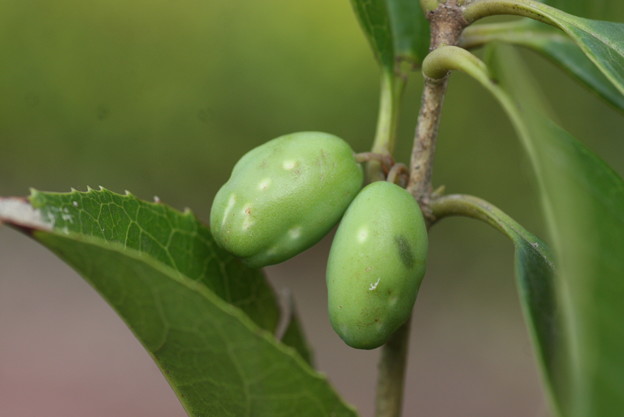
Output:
[0, 0, 374, 211]
[1, 0, 621, 220]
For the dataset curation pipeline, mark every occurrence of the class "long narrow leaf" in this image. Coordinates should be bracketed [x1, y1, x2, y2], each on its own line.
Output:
[432, 194, 559, 388]
[464, 0, 624, 95]
[517, 30, 624, 111]
[484, 46, 624, 417]
[424, 40, 624, 415]
[461, 20, 624, 111]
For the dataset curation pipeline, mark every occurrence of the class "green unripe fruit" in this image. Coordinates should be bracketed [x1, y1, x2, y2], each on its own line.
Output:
[326, 181, 427, 349]
[210, 131, 364, 268]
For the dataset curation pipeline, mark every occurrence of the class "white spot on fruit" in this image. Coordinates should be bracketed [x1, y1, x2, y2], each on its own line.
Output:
[369, 278, 381, 291]
[258, 178, 271, 190]
[282, 160, 296, 170]
[242, 217, 254, 230]
[265, 245, 279, 256]
[357, 226, 369, 243]
[289, 226, 302, 239]
[222, 194, 236, 227]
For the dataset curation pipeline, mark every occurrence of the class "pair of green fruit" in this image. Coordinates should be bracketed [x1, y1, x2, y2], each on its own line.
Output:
[210, 132, 428, 349]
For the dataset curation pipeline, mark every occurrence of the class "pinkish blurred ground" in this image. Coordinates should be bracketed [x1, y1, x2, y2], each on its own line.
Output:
[0, 226, 546, 417]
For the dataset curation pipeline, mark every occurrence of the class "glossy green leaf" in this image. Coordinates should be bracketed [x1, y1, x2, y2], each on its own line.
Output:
[517, 29, 624, 111]
[465, 1, 624, 95]
[485, 46, 624, 417]
[37, 233, 356, 417]
[0, 189, 356, 417]
[461, 20, 624, 111]
[350, 0, 430, 71]
[431, 194, 559, 389]
[553, 16, 624, 95]
[28, 188, 281, 332]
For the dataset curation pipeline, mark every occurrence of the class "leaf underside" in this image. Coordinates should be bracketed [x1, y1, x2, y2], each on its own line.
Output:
[0, 189, 357, 417]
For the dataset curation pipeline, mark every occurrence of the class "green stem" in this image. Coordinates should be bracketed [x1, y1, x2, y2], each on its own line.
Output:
[462, 0, 560, 27]
[374, 319, 411, 417]
[420, 0, 440, 13]
[387, 163, 409, 187]
[368, 71, 404, 182]
[421, 46, 518, 118]
[431, 194, 527, 239]
[422, 45, 489, 81]
[421, 45, 537, 161]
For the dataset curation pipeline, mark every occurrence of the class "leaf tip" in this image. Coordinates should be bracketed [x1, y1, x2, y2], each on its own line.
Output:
[0, 197, 54, 231]
[28, 187, 41, 198]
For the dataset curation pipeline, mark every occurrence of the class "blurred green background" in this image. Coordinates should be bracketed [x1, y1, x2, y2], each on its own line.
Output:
[1, 1, 622, 416]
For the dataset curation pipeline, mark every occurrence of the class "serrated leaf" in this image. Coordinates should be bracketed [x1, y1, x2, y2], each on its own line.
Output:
[485, 46, 624, 417]
[28, 188, 281, 332]
[0, 190, 356, 416]
[351, 0, 430, 71]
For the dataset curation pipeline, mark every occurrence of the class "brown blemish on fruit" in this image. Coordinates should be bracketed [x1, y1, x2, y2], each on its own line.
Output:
[394, 235, 415, 269]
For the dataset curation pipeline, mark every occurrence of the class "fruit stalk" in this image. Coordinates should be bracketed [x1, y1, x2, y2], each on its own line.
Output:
[375, 319, 411, 417]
